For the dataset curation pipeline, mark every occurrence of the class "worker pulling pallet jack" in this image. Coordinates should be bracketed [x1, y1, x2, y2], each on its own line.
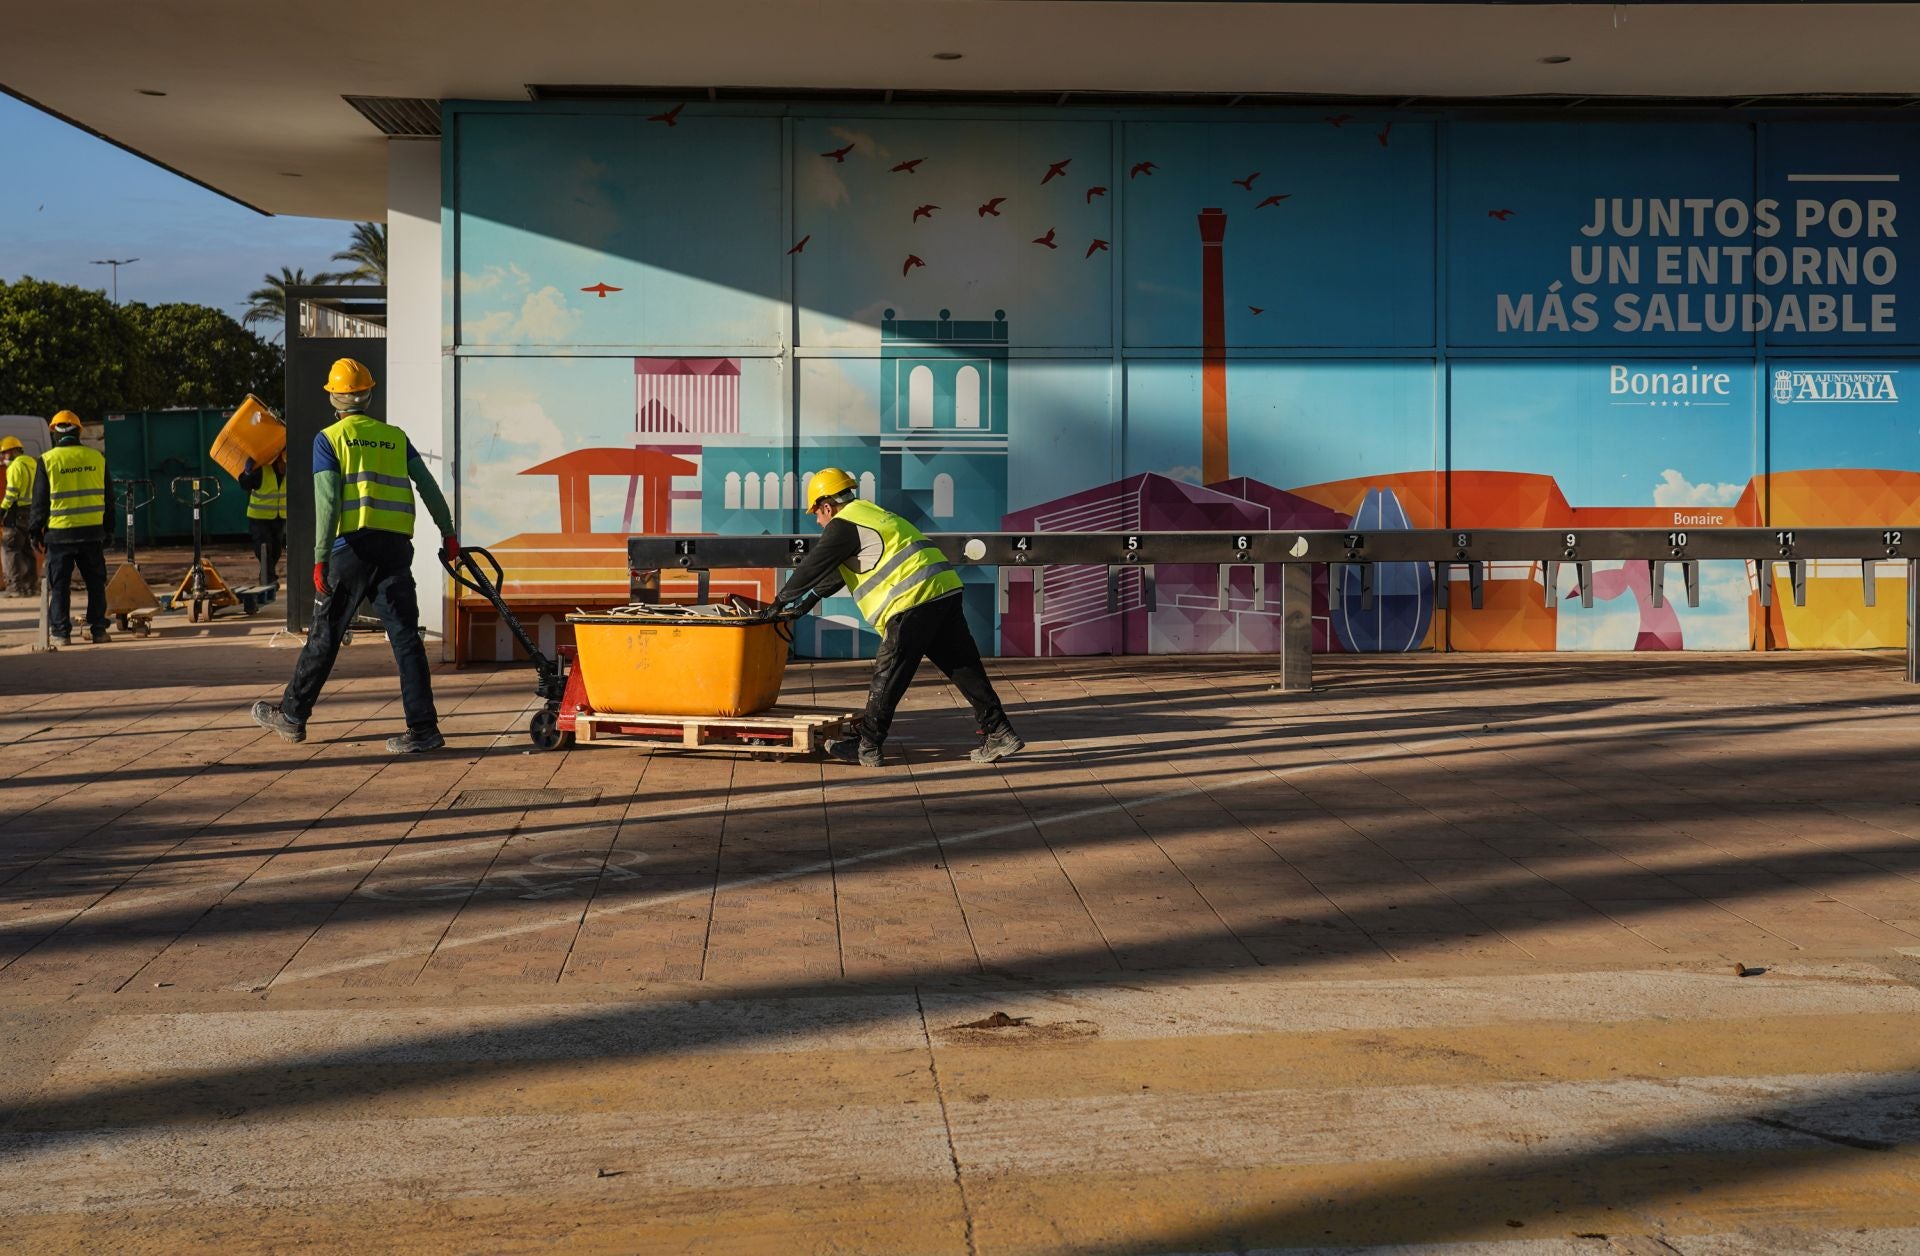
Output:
[30, 411, 114, 646]
[771, 467, 1024, 768]
[250, 357, 458, 755]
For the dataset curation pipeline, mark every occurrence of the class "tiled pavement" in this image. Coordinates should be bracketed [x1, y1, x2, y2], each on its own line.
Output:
[7, 629, 1920, 995]
[8, 610, 1920, 1251]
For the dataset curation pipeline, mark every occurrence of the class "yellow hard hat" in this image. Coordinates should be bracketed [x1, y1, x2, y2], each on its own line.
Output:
[49, 410, 81, 430]
[324, 358, 376, 394]
[0, 436, 22, 453]
[805, 467, 858, 512]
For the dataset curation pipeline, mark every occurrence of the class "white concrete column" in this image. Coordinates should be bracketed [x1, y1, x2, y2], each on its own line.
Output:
[385, 138, 448, 650]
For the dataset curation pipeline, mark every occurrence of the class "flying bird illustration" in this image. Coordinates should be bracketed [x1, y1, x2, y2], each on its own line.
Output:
[1376, 121, 1394, 147]
[647, 103, 685, 127]
[821, 143, 855, 162]
[891, 158, 925, 174]
[1256, 194, 1292, 209]
[1032, 228, 1058, 249]
[1324, 114, 1355, 128]
[1129, 161, 1156, 179]
[1086, 186, 1108, 203]
[580, 283, 623, 298]
[1233, 172, 1260, 191]
[1248, 306, 1265, 316]
[1488, 208, 1515, 221]
[1042, 159, 1072, 184]
[977, 197, 1007, 217]
[902, 254, 925, 276]
[912, 204, 939, 222]
[787, 235, 811, 255]
[1085, 238, 1109, 259]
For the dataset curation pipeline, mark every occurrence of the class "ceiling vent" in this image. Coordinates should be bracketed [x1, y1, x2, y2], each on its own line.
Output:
[343, 96, 442, 137]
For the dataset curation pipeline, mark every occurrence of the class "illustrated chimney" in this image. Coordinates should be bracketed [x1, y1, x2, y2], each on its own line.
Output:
[1198, 208, 1228, 485]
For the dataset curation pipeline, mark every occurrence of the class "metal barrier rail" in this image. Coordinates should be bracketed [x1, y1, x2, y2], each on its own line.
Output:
[629, 528, 1920, 688]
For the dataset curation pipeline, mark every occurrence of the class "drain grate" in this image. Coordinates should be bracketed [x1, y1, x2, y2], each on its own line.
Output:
[450, 788, 601, 809]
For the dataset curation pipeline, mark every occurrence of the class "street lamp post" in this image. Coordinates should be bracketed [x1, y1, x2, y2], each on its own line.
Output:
[89, 257, 139, 304]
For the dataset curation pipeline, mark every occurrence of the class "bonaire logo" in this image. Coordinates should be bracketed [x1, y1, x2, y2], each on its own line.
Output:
[1772, 369, 1899, 404]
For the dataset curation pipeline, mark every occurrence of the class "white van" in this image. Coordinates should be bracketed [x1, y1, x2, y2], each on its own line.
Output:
[0, 416, 51, 459]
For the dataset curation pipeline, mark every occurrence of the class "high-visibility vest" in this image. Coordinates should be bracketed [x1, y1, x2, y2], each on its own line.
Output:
[322, 414, 414, 537]
[248, 461, 287, 521]
[1, 453, 37, 511]
[833, 498, 963, 631]
[41, 445, 107, 532]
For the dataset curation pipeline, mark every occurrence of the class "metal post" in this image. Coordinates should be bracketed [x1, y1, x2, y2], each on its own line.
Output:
[1908, 558, 1918, 685]
[1278, 562, 1313, 692]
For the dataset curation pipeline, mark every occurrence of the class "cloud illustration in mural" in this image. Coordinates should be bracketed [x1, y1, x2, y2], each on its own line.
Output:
[460, 384, 571, 539]
[1165, 465, 1203, 484]
[1652, 468, 1744, 507]
[468, 283, 583, 345]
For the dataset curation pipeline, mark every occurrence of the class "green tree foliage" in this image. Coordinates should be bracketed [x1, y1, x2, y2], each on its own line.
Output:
[243, 267, 311, 339]
[123, 302, 283, 408]
[0, 277, 283, 417]
[319, 222, 387, 285]
[0, 277, 143, 416]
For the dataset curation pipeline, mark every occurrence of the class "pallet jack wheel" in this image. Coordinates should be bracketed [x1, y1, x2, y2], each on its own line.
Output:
[529, 707, 573, 752]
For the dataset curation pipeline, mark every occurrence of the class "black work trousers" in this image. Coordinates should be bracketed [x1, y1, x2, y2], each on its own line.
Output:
[44, 541, 107, 638]
[248, 517, 285, 586]
[283, 530, 438, 734]
[861, 593, 1012, 748]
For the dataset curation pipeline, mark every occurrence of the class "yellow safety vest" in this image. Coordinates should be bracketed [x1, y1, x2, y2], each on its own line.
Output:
[834, 498, 963, 631]
[248, 461, 287, 521]
[2, 453, 37, 511]
[41, 445, 107, 532]
[323, 414, 415, 537]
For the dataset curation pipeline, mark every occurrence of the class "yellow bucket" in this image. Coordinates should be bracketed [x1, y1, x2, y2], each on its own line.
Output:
[209, 394, 287, 479]
[567, 613, 790, 717]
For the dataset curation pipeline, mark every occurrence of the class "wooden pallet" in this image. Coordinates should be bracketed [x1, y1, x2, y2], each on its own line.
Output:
[572, 705, 856, 755]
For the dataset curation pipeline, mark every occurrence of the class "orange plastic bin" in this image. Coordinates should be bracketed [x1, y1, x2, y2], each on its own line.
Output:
[209, 395, 287, 479]
[566, 612, 789, 717]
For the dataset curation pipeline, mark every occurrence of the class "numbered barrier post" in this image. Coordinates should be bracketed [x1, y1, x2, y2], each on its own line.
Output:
[1278, 563, 1313, 692]
[1908, 558, 1919, 686]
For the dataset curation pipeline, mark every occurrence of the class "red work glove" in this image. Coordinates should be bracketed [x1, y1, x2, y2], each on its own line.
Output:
[442, 534, 460, 565]
[313, 561, 330, 597]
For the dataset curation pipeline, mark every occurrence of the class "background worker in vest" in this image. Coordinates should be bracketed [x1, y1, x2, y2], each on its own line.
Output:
[28, 411, 113, 644]
[0, 435, 40, 598]
[236, 451, 288, 586]
[250, 358, 458, 754]
[774, 467, 1023, 768]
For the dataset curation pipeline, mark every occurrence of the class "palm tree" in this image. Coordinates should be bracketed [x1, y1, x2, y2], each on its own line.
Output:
[243, 267, 311, 341]
[318, 222, 387, 285]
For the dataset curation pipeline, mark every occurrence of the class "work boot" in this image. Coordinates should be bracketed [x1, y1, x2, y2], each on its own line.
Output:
[824, 736, 884, 767]
[89, 628, 110, 644]
[386, 729, 446, 754]
[969, 727, 1026, 764]
[250, 700, 306, 744]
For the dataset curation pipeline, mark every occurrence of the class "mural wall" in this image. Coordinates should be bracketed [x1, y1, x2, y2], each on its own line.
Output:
[445, 102, 1919, 660]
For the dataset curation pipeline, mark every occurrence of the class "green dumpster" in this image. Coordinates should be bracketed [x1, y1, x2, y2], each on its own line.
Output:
[104, 408, 255, 545]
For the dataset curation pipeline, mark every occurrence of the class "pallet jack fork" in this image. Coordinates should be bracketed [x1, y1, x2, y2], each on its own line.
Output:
[106, 479, 160, 636]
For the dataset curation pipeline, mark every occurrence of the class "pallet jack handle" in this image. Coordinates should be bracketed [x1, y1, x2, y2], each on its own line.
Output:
[439, 545, 566, 701]
[172, 477, 221, 598]
[116, 478, 154, 565]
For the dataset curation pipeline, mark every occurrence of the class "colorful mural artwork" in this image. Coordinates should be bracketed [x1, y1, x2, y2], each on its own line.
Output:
[446, 103, 1919, 660]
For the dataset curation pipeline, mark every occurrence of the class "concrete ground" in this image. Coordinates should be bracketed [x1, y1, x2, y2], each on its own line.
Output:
[5, 590, 1920, 1254]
